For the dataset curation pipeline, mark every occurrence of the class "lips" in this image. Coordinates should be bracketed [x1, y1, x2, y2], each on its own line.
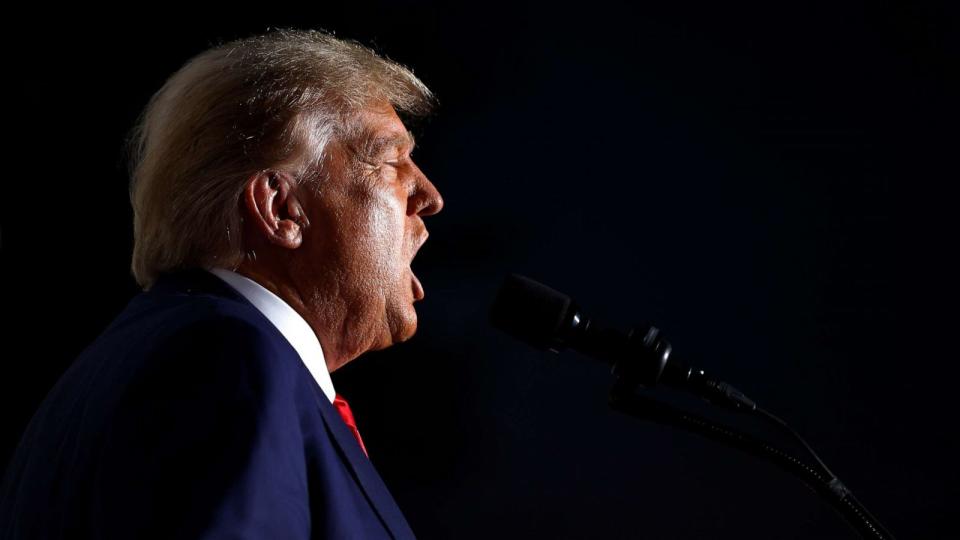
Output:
[410, 231, 428, 301]
[411, 268, 424, 300]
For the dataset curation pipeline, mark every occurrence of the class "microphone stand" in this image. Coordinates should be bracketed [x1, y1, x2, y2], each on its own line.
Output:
[488, 273, 897, 538]
[608, 378, 896, 539]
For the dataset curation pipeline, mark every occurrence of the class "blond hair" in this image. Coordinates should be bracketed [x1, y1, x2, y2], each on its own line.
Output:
[127, 28, 434, 289]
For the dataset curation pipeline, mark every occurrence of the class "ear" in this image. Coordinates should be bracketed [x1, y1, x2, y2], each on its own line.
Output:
[241, 170, 310, 250]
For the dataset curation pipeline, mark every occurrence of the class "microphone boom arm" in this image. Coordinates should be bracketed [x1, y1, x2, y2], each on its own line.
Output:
[608, 382, 896, 540]
[489, 273, 897, 539]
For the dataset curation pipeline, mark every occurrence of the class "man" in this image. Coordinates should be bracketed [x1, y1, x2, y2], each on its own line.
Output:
[0, 28, 442, 539]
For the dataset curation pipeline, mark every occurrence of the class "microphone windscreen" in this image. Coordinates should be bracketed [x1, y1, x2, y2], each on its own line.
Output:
[489, 274, 573, 350]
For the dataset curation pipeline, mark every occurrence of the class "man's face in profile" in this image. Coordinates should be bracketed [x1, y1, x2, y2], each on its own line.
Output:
[293, 102, 443, 366]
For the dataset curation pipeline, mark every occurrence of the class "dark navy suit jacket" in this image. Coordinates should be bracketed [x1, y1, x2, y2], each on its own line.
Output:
[0, 268, 416, 539]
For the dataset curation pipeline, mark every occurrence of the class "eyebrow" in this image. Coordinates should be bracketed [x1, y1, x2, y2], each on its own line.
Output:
[355, 130, 416, 159]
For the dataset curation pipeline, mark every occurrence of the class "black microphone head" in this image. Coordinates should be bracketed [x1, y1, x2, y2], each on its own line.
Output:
[489, 273, 575, 351]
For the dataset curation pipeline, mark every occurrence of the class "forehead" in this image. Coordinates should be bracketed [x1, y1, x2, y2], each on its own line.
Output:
[352, 105, 415, 152]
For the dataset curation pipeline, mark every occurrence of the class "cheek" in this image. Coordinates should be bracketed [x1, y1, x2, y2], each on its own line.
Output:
[343, 187, 407, 267]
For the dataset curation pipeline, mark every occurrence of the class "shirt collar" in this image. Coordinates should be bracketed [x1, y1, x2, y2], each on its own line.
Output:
[207, 267, 336, 403]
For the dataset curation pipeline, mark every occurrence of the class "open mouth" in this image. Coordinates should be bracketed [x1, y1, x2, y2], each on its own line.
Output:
[411, 268, 424, 301]
[410, 232, 428, 301]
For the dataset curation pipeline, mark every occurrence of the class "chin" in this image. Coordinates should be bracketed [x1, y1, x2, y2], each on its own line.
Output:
[370, 302, 417, 351]
[374, 325, 416, 351]
[393, 305, 419, 344]
[397, 317, 418, 343]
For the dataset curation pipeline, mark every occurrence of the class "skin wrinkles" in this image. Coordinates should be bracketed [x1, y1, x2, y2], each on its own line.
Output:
[234, 101, 443, 373]
[350, 130, 416, 167]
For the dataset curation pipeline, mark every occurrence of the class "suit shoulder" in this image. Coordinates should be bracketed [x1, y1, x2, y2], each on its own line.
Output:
[125, 300, 306, 400]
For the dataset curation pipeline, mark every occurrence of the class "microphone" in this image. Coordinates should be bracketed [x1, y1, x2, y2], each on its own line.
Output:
[489, 273, 756, 410]
[489, 274, 900, 540]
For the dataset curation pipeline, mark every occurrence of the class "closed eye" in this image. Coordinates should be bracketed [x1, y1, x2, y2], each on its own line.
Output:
[386, 149, 414, 166]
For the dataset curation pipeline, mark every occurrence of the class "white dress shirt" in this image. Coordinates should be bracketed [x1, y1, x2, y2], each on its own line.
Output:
[207, 267, 336, 403]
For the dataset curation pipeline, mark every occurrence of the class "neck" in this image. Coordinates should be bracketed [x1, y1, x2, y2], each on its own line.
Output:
[232, 260, 350, 372]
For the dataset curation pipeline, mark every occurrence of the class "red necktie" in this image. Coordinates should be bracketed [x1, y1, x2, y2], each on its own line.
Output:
[333, 393, 369, 457]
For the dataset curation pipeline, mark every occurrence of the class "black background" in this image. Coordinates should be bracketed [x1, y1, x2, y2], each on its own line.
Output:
[3, 2, 958, 538]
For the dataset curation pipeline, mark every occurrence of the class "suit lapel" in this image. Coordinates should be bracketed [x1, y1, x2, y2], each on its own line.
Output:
[310, 384, 416, 540]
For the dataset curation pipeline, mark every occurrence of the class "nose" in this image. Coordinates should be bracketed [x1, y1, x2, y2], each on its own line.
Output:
[409, 166, 444, 217]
